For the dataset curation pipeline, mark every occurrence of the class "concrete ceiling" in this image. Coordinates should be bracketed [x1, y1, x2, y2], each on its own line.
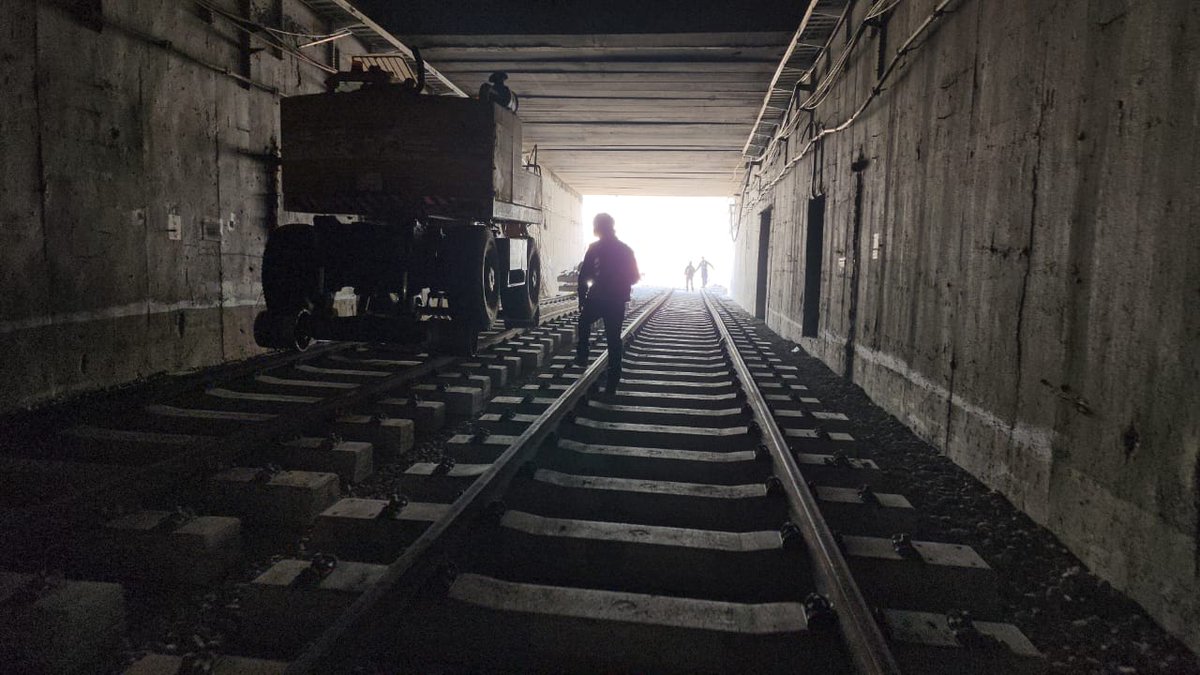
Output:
[351, 1, 810, 197]
[411, 33, 792, 196]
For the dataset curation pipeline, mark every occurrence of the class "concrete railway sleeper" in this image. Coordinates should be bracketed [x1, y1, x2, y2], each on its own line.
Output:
[706, 296, 1045, 674]
[0, 293, 589, 674]
[285, 291, 862, 672]
[1, 290, 1043, 673]
[267, 291, 1045, 674]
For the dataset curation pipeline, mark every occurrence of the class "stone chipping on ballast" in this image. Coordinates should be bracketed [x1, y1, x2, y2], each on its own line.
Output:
[726, 303, 1199, 675]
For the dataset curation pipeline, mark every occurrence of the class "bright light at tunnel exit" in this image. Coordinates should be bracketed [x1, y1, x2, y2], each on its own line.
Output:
[581, 196, 735, 292]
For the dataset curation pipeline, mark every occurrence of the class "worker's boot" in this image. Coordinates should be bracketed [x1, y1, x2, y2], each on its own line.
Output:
[605, 368, 621, 396]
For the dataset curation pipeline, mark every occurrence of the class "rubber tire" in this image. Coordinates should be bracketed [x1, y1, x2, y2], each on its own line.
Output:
[263, 223, 319, 314]
[443, 226, 500, 328]
[502, 240, 541, 327]
[253, 310, 312, 351]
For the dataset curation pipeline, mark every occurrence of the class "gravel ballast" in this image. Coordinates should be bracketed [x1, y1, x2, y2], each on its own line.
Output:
[726, 300, 1198, 674]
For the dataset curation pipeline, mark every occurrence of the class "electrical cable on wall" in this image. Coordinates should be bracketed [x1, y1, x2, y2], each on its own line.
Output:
[732, 0, 966, 237]
[193, 0, 340, 74]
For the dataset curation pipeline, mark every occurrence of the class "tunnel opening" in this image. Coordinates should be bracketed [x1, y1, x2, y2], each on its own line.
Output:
[581, 196, 733, 291]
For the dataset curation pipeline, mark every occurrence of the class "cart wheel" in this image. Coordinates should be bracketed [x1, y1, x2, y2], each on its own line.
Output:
[503, 240, 541, 327]
[429, 321, 479, 357]
[263, 223, 320, 314]
[254, 310, 313, 351]
[443, 226, 500, 328]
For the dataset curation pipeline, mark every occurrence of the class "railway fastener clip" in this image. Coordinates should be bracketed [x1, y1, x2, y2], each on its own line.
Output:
[765, 475, 785, 498]
[433, 457, 456, 475]
[253, 463, 283, 483]
[803, 593, 838, 631]
[379, 494, 409, 519]
[780, 521, 804, 550]
[483, 499, 507, 524]
[319, 433, 343, 451]
[295, 553, 339, 587]
[158, 506, 197, 531]
[947, 609, 1003, 650]
[10, 570, 62, 605]
[499, 408, 516, 422]
[857, 484, 880, 506]
[824, 451, 853, 469]
[891, 533, 920, 559]
[178, 651, 218, 675]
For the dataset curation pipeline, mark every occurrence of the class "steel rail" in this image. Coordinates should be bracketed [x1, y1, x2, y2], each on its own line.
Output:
[286, 290, 672, 674]
[701, 291, 900, 675]
[0, 297, 579, 539]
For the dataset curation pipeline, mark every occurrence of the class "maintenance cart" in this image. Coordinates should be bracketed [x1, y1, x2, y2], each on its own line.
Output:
[254, 70, 544, 356]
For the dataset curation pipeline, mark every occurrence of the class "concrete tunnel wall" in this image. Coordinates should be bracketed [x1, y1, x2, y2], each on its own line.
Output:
[0, 0, 584, 411]
[530, 169, 585, 298]
[729, 0, 1199, 649]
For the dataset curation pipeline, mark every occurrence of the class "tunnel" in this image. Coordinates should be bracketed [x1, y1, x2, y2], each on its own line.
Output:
[0, 1, 1196, 673]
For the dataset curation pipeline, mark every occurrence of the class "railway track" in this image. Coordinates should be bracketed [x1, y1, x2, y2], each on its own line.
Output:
[0, 293, 599, 672]
[285, 291, 1041, 673]
[1, 291, 1047, 674]
[0, 295, 581, 537]
[293, 290, 875, 673]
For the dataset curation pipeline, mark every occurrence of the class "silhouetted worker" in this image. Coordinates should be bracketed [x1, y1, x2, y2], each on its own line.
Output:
[575, 213, 640, 395]
[479, 71, 518, 111]
[684, 261, 696, 291]
[698, 256, 715, 289]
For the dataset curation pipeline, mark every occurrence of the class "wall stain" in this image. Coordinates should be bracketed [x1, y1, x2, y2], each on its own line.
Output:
[1121, 423, 1139, 461]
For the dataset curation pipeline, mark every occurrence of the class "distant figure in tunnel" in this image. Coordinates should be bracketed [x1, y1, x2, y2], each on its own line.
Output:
[575, 213, 640, 395]
[698, 256, 715, 289]
[684, 261, 696, 291]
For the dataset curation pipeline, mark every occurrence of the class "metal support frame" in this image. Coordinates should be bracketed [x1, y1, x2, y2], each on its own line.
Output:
[314, 0, 466, 97]
[742, 0, 822, 156]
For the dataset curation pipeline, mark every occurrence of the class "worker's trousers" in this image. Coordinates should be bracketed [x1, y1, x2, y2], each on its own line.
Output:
[576, 297, 626, 393]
